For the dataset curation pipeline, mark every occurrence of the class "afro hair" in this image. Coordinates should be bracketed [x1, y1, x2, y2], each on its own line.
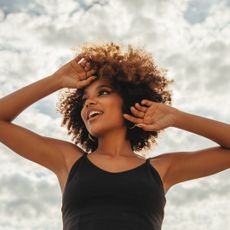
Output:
[56, 42, 173, 154]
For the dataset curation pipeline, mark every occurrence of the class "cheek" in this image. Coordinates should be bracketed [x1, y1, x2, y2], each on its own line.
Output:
[109, 105, 124, 121]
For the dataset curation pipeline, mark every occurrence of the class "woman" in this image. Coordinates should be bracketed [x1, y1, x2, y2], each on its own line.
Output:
[0, 42, 230, 230]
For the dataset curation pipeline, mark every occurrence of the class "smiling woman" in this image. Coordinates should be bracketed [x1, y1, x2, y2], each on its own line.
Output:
[1, 42, 230, 230]
[56, 42, 173, 153]
[55, 43, 173, 230]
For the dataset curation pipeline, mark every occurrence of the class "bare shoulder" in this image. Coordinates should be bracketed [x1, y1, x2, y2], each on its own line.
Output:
[149, 153, 173, 194]
[52, 139, 85, 171]
[46, 138, 85, 193]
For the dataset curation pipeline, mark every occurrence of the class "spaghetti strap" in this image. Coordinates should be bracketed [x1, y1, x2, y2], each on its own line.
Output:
[146, 157, 164, 189]
[82, 151, 88, 157]
[62, 153, 166, 230]
[146, 158, 152, 165]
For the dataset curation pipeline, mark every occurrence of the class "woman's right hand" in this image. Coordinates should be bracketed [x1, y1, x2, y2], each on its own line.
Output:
[52, 55, 97, 89]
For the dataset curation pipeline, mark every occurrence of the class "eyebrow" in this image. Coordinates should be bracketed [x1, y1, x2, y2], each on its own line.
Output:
[82, 84, 113, 97]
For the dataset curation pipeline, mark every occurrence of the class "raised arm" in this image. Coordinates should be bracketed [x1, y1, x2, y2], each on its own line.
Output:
[0, 56, 96, 175]
[123, 99, 230, 192]
[0, 56, 96, 122]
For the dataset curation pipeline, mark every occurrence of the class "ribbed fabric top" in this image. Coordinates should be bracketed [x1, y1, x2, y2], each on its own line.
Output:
[62, 153, 166, 230]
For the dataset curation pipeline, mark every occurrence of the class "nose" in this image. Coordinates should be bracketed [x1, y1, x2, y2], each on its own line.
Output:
[85, 98, 97, 108]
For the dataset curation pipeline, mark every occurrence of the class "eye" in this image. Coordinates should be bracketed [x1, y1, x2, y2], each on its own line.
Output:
[99, 89, 110, 95]
[81, 90, 110, 105]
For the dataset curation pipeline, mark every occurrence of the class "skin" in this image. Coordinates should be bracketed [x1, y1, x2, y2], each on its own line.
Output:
[76, 57, 230, 194]
[2, 54, 229, 195]
[80, 78, 136, 159]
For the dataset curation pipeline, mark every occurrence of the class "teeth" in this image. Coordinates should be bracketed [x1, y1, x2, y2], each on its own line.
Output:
[89, 111, 103, 119]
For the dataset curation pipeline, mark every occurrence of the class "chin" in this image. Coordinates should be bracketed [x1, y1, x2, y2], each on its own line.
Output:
[91, 123, 123, 137]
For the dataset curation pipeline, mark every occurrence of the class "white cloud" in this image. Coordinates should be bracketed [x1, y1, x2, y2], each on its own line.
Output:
[0, 0, 230, 229]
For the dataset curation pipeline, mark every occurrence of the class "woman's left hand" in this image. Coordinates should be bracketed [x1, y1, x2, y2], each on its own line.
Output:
[123, 99, 180, 131]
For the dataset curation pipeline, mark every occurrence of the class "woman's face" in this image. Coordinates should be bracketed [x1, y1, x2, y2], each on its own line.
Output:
[80, 78, 125, 137]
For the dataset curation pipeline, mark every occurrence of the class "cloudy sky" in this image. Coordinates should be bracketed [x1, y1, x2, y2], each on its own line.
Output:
[0, 0, 230, 229]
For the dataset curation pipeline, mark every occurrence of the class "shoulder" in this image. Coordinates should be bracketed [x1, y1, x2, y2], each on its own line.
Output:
[148, 153, 173, 194]
[51, 139, 86, 193]
[148, 153, 172, 176]
[43, 137, 85, 177]
[58, 140, 86, 170]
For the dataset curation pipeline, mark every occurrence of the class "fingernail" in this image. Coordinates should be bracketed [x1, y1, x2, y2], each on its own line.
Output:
[78, 58, 84, 64]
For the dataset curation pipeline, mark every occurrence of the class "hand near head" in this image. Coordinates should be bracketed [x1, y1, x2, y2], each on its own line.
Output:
[52, 55, 97, 89]
[123, 99, 180, 131]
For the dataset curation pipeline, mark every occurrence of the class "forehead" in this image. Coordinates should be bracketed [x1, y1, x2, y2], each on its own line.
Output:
[82, 79, 113, 96]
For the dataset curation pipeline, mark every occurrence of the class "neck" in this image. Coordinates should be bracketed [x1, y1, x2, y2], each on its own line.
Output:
[92, 127, 135, 159]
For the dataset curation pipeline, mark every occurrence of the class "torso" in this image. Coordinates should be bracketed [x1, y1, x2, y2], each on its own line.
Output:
[57, 144, 171, 195]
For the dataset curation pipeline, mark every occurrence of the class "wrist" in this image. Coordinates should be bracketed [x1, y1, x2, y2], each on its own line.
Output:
[49, 73, 64, 89]
[171, 108, 187, 128]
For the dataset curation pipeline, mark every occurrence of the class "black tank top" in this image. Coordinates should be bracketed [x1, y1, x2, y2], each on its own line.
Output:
[62, 152, 166, 230]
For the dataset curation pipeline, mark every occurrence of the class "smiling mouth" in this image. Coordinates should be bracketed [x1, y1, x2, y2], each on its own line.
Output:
[88, 113, 103, 121]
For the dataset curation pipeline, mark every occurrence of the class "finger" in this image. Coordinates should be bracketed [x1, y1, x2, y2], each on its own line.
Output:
[134, 103, 147, 112]
[86, 68, 97, 78]
[74, 54, 83, 63]
[79, 58, 87, 67]
[130, 106, 145, 118]
[77, 76, 96, 88]
[71, 57, 85, 70]
[141, 99, 154, 107]
[84, 63, 91, 71]
[123, 113, 143, 124]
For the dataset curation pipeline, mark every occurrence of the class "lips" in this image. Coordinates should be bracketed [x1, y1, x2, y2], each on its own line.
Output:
[87, 109, 104, 120]
[88, 113, 103, 122]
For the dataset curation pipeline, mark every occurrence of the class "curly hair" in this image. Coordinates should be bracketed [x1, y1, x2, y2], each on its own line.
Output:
[56, 42, 173, 154]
